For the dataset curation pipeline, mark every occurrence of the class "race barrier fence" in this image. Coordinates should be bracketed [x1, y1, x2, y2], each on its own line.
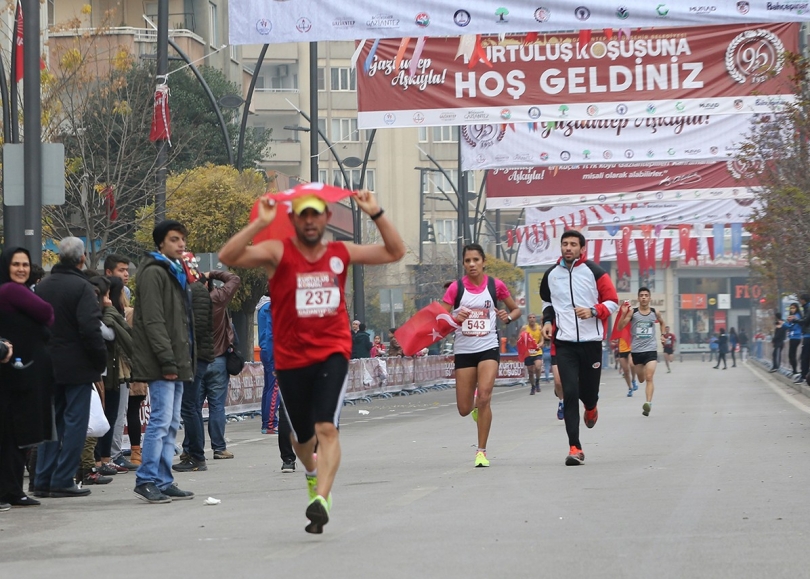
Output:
[124, 355, 528, 445]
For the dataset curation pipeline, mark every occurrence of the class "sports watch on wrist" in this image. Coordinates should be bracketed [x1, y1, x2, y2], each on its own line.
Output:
[590, 307, 597, 318]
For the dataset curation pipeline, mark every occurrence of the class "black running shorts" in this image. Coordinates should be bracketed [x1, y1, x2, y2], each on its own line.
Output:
[524, 354, 541, 366]
[617, 351, 630, 359]
[632, 351, 658, 366]
[454, 347, 500, 370]
[663, 347, 674, 355]
[276, 354, 349, 443]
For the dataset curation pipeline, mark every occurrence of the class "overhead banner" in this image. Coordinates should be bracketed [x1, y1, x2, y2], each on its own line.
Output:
[461, 114, 760, 170]
[522, 200, 758, 231]
[356, 23, 799, 128]
[228, 1, 810, 45]
[485, 160, 761, 209]
[518, 231, 711, 267]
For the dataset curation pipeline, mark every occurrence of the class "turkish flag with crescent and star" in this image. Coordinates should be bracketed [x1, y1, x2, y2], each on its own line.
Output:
[394, 302, 458, 357]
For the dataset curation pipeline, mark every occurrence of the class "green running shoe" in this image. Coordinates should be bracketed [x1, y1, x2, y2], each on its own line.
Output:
[305, 495, 330, 534]
[474, 451, 490, 467]
[642, 402, 651, 416]
[306, 474, 318, 501]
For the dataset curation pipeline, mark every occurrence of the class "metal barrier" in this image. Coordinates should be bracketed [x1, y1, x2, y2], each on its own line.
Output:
[222, 355, 528, 415]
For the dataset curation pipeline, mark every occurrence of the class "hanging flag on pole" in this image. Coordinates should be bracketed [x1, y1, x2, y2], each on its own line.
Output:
[14, 1, 23, 83]
[149, 84, 172, 145]
[13, 1, 46, 84]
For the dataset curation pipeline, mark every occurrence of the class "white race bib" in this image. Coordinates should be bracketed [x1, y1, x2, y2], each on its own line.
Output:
[635, 322, 654, 337]
[462, 308, 492, 337]
[296, 273, 340, 318]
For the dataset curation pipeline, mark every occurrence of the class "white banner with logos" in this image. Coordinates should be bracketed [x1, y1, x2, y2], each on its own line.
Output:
[228, 1, 810, 45]
[461, 114, 758, 170]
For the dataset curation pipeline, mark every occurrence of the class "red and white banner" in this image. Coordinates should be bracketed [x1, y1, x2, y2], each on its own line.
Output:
[486, 160, 761, 209]
[356, 23, 799, 128]
[516, 224, 744, 267]
[462, 114, 761, 170]
[229, 1, 810, 45]
[522, 201, 759, 232]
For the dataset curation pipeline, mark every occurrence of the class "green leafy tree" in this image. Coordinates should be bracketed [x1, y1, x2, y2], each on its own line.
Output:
[135, 164, 269, 349]
[34, 7, 271, 267]
[738, 52, 810, 298]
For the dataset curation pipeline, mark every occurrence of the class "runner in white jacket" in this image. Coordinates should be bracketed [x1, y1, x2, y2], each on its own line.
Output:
[540, 230, 618, 466]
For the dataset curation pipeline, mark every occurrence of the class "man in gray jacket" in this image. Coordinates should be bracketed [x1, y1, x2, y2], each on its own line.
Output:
[131, 220, 196, 504]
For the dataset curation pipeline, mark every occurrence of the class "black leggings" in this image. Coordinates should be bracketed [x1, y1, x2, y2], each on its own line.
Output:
[555, 340, 602, 450]
[127, 395, 146, 447]
[97, 388, 120, 458]
[277, 400, 295, 464]
[789, 340, 801, 374]
[802, 337, 810, 379]
[715, 352, 727, 368]
[730, 348, 736, 365]
[772, 343, 783, 370]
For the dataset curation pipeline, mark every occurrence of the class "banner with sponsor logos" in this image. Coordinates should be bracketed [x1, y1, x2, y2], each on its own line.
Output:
[461, 114, 760, 170]
[485, 160, 761, 209]
[356, 23, 798, 128]
[228, 1, 810, 45]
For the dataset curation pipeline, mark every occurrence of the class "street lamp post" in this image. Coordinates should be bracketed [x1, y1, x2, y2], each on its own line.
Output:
[284, 121, 376, 322]
[415, 161, 465, 278]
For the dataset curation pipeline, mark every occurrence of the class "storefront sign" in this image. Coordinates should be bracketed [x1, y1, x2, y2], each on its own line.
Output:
[681, 294, 707, 309]
[713, 310, 727, 329]
[731, 277, 760, 308]
[718, 293, 731, 310]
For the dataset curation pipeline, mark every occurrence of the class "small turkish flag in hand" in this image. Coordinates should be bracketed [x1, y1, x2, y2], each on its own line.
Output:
[394, 302, 458, 357]
[516, 331, 538, 363]
[611, 302, 632, 343]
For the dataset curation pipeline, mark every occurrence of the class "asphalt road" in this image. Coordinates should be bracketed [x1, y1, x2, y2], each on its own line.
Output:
[2, 358, 809, 579]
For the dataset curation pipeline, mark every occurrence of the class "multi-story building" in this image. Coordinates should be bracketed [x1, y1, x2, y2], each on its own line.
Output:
[44, 2, 508, 326]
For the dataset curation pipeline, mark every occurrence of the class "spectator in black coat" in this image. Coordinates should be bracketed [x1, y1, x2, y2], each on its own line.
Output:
[351, 322, 373, 359]
[713, 328, 729, 370]
[0, 247, 55, 506]
[33, 237, 106, 498]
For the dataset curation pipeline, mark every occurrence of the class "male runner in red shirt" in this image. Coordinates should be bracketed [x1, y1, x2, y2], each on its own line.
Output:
[219, 190, 405, 533]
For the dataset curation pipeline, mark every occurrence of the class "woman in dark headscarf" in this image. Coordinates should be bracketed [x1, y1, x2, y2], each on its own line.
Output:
[0, 247, 55, 506]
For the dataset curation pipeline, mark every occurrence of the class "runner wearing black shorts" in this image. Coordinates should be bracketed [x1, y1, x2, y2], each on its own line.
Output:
[618, 287, 666, 417]
[219, 189, 405, 534]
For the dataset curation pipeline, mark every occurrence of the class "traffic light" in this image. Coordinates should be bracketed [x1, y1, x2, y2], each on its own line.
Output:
[421, 220, 436, 243]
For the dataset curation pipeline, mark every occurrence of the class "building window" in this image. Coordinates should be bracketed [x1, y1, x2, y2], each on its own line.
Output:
[317, 67, 325, 91]
[330, 67, 356, 91]
[436, 219, 457, 244]
[418, 127, 428, 142]
[230, 45, 238, 61]
[331, 118, 358, 142]
[319, 169, 328, 184]
[432, 126, 458, 142]
[208, 2, 219, 47]
[332, 169, 375, 190]
[317, 118, 327, 137]
[48, 0, 56, 26]
[253, 126, 266, 140]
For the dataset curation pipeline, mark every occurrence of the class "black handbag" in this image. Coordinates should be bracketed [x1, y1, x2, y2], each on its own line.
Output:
[225, 345, 245, 376]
